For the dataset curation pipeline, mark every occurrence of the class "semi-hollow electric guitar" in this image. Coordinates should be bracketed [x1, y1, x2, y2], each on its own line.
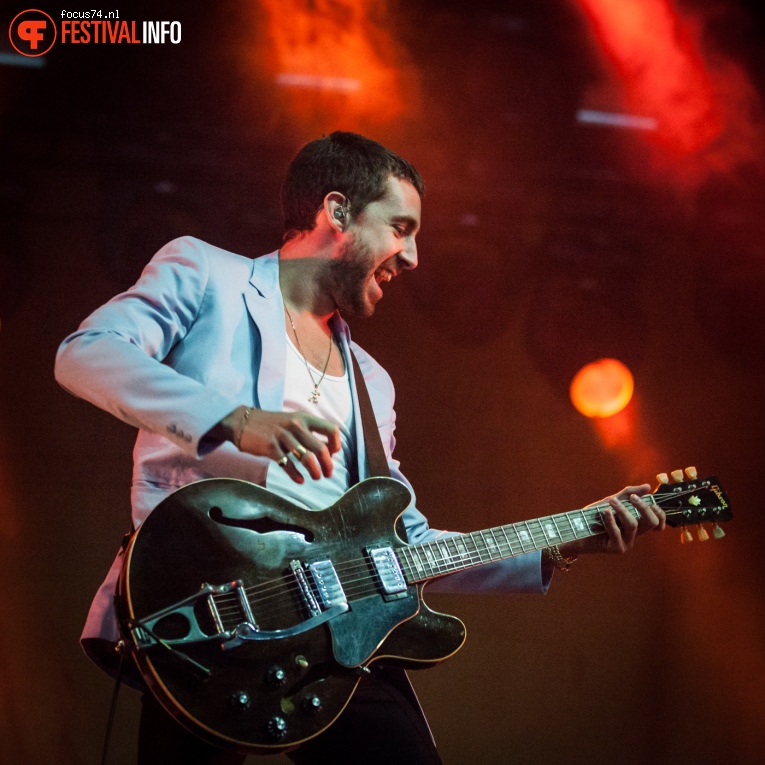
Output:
[117, 469, 731, 754]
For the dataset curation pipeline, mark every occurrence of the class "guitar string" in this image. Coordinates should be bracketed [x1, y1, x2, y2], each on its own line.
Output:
[207, 489, 712, 615]
[212, 502, 631, 615]
[213, 499, 642, 605]
[214, 488, 707, 613]
[211, 496, 702, 614]
[211, 500, 712, 624]
[213, 504, 688, 621]
[213, 496, 654, 609]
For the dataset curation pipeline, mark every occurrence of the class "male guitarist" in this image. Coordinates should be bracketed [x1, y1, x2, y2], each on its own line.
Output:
[55, 132, 666, 765]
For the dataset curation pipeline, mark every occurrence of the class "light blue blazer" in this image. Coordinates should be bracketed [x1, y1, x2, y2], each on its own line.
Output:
[55, 237, 547, 658]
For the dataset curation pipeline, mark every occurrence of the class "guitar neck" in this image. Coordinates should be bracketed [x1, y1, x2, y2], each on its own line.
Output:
[397, 498, 648, 583]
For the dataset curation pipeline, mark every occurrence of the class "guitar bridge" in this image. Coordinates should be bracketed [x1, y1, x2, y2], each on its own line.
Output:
[290, 558, 348, 616]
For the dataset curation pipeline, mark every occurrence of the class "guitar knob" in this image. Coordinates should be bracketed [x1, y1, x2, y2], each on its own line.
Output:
[671, 469, 684, 482]
[302, 694, 323, 715]
[267, 716, 288, 739]
[266, 667, 287, 687]
[230, 691, 251, 711]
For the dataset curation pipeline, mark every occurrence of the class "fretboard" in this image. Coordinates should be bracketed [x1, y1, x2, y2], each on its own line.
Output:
[397, 498, 649, 583]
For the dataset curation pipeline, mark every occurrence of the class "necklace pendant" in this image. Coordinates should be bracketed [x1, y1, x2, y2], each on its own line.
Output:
[309, 387, 321, 404]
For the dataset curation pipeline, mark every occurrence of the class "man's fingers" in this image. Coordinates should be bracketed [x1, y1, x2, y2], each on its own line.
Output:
[613, 495, 639, 547]
[280, 433, 325, 480]
[285, 415, 338, 478]
[632, 494, 666, 532]
[272, 448, 305, 485]
[600, 507, 625, 552]
[235, 409, 340, 480]
[303, 415, 341, 454]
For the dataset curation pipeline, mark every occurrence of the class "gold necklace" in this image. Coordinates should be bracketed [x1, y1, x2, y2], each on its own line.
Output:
[283, 303, 333, 404]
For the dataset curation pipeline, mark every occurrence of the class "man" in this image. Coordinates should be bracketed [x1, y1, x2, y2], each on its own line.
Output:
[55, 132, 665, 764]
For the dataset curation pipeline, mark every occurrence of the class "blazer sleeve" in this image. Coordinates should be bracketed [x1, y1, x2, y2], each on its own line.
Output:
[54, 237, 240, 457]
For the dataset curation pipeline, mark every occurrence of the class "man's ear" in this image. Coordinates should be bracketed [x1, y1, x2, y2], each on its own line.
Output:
[323, 192, 350, 232]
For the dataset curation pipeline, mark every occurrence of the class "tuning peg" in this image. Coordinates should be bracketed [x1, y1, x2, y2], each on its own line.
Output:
[713, 523, 726, 539]
[671, 469, 684, 482]
[697, 525, 709, 542]
[656, 473, 669, 484]
[685, 466, 698, 480]
[680, 528, 693, 544]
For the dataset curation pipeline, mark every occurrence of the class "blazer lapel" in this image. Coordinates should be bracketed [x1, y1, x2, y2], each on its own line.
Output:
[244, 252, 286, 412]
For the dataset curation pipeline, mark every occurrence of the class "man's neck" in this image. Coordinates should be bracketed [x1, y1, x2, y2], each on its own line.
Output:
[278, 233, 337, 322]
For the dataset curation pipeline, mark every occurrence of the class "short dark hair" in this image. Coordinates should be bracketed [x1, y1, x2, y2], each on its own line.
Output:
[281, 131, 425, 242]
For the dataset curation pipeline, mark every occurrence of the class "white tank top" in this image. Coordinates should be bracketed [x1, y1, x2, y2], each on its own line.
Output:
[265, 335, 357, 510]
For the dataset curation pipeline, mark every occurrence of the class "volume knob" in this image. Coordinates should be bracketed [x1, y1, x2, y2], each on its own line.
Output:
[266, 667, 287, 687]
[302, 694, 323, 715]
[229, 691, 251, 711]
[267, 716, 288, 739]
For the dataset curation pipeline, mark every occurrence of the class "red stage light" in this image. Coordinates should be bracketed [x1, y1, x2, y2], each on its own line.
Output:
[574, 0, 763, 188]
[257, 0, 409, 127]
[569, 358, 634, 418]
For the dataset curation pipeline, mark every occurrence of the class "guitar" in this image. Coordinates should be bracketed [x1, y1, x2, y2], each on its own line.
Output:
[117, 469, 731, 754]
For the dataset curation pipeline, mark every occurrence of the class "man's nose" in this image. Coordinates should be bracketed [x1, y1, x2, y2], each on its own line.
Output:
[399, 239, 418, 270]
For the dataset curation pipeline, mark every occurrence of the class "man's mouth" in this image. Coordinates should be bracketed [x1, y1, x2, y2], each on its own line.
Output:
[374, 267, 394, 285]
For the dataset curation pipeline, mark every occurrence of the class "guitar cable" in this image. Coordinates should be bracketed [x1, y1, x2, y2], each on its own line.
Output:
[100, 651, 125, 765]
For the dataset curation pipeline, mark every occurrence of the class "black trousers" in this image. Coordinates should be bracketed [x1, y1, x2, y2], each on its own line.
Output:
[137, 669, 443, 765]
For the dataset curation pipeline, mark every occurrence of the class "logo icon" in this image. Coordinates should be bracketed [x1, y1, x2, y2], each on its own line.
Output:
[9, 9, 57, 57]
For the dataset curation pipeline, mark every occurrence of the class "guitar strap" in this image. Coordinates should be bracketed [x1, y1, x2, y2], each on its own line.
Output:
[350, 351, 408, 544]
[350, 352, 390, 479]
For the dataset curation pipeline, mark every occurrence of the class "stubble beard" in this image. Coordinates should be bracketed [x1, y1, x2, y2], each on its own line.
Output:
[321, 234, 378, 319]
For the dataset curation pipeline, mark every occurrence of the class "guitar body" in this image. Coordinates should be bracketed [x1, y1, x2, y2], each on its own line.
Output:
[117, 477, 466, 754]
[117, 469, 731, 754]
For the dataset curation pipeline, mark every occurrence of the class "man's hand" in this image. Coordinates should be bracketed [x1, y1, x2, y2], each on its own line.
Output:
[217, 406, 341, 484]
[559, 484, 666, 558]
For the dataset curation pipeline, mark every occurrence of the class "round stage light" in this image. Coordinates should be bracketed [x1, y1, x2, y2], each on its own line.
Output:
[569, 358, 634, 418]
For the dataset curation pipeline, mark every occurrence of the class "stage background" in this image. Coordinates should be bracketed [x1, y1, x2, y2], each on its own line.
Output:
[2, 1, 764, 763]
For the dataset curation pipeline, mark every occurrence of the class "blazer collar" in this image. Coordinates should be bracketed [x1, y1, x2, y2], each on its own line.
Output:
[249, 250, 281, 298]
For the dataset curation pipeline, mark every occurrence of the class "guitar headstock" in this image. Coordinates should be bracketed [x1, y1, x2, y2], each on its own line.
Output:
[653, 467, 732, 543]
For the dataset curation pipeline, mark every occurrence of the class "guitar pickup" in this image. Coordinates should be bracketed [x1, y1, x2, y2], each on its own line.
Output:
[307, 560, 347, 610]
[367, 546, 408, 599]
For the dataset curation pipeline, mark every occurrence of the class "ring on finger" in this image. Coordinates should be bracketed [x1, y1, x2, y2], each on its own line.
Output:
[292, 445, 308, 460]
[277, 456, 289, 468]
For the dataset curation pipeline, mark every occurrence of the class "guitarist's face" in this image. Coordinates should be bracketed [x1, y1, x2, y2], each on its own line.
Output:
[324, 175, 421, 318]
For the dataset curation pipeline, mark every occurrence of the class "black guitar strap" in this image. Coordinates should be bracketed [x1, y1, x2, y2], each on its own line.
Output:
[350, 352, 390, 478]
[349, 352, 409, 541]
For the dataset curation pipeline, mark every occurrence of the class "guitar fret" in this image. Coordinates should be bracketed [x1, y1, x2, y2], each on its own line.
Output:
[454, 537, 470, 565]
[442, 537, 458, 568]
[550, 515, 564, 543]
[498, 525, 514, 555]
[487, 528, 505, 559]
[540, 516, 558, 545]
[412, 546, 432, 578]
[572, 509, 590, 537]
[422, 543, 438, 573]
[515, 522, 533, 553]
[464, 533, 482, 564]
[479, 529, 500, 561]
